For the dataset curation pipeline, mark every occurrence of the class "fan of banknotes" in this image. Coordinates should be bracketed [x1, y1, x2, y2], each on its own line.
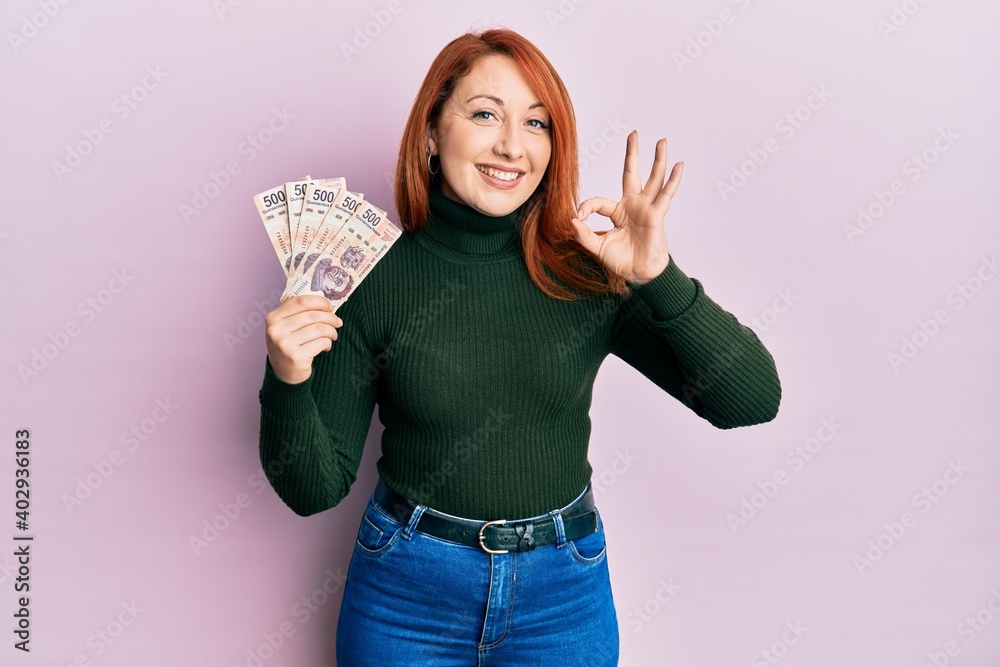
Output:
[253, 175, 402, 312]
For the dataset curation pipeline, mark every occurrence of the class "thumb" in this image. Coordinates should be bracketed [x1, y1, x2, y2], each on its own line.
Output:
[571, 217, 600, 255]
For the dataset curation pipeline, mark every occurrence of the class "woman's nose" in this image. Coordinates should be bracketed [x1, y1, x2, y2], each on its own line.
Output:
[495, 125, 524, 160]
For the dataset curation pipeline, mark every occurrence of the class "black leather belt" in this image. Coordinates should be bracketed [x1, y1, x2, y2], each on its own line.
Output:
[373, 478, 599, 554]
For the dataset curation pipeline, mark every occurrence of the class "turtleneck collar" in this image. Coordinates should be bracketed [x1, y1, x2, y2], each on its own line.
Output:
[418, 184, 523, 261]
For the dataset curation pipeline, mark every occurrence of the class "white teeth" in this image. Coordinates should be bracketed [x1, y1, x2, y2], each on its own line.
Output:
[477, 165, 520, 181]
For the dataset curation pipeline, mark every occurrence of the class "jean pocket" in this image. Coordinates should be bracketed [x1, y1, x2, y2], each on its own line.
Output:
[566, 509, 607, 566]
[354, 498, 405, 558]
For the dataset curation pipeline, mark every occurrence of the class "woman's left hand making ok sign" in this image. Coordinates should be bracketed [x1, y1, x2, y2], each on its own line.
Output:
[570, 130, 683, 285]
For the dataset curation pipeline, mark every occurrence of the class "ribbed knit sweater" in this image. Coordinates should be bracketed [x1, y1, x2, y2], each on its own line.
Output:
[258, 184, 781, 519]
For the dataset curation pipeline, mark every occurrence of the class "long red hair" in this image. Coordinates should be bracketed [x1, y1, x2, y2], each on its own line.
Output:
[395, 28, 628, 301]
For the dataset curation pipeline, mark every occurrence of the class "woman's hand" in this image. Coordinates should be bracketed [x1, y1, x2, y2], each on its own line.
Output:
[570, 131, 683, 285]
[264, 295, 343, 384]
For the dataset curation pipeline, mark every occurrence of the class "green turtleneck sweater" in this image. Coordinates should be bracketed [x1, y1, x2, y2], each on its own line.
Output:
[258, 185, 781, 519]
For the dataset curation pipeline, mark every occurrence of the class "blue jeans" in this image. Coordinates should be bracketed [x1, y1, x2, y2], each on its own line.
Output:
[336, 480, 619, 666]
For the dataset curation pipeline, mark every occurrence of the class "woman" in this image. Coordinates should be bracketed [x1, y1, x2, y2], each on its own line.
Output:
[259, 28, 781, 666]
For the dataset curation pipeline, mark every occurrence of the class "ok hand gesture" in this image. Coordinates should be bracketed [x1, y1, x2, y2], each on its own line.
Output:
[570, 131, 683, 285]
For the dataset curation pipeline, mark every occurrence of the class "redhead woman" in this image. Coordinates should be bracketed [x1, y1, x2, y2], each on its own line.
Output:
[259, 28, 781, 666]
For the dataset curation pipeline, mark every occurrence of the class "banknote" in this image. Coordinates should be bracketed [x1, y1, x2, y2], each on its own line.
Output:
[281, 200, 402, 310]
[283, 200, 391, 299]
[296, 187, 359, 276]
[284, 177, 315, 259]
[324, 218, 401, 311]
[289, 178, 349, 275]
[254, 176, 401, 309]
[291, 188, 367, 279]
[252, 174, 309, 273]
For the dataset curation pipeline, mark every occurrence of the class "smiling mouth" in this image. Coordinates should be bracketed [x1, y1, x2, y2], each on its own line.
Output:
[476, 165, 522, 182]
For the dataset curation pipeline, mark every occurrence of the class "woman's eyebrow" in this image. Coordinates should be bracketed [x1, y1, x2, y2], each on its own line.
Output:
[465, 94, 546, 110]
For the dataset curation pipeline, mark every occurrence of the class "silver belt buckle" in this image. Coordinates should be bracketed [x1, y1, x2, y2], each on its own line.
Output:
[477, 518, 509, 554]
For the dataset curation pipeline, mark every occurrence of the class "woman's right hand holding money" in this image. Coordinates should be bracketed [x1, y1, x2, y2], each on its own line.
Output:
[265, 295, 344, 384]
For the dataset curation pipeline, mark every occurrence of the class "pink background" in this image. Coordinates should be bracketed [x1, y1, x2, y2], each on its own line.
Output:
[3, 1, 999, 665]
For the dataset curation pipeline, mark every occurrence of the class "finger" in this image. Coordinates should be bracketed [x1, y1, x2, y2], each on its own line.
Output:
[654, 162, 684, 210]
[283, 321, 341, 347]
[570, 217, 605, 256]
[273, 309, 342, 337]
[622, 130, 641, 196]
[643, 138, 667, 197]
[291, 294, 335, 313]
[270, 294, 333, 320]
[298, 336, 335, 359]
[575, 196, 619, 222]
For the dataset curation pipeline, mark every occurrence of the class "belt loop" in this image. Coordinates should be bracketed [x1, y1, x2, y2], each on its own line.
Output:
[549, 509, 566, 548]
[402, 504, 427, 540]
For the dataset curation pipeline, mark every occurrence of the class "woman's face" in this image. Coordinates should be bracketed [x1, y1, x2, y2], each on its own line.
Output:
[428, 54, 552, 217]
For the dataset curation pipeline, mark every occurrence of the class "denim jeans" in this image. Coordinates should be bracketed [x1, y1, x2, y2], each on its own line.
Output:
[335, 480, 619, 666]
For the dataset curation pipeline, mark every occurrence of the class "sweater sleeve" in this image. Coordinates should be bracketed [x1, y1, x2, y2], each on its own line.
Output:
[608, 256, 781, 429]
[257, 289, 378, 516]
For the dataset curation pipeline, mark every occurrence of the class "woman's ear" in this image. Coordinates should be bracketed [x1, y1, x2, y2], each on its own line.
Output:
[425, 123, 438, 156]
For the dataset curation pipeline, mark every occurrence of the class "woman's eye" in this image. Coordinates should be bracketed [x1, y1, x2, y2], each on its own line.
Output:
[472, 110, 496, 121]
[527, 118, 550, 130]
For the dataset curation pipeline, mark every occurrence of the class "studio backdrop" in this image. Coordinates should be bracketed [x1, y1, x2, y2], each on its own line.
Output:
[2, 0, 998, 665]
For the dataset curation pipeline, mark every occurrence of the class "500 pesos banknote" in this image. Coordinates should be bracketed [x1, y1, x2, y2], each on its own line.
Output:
[324, 220, 401, 312]
[284, 176, 316, 263]
[281, 200, 390, 300]
[253, 175, 309, 276]
[289, 180, 357, 277]
[297, 188, 361, 276]
[280, 201, 401, 308]
[290, 197, 384, 288]
[290, 177, 342, 267]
